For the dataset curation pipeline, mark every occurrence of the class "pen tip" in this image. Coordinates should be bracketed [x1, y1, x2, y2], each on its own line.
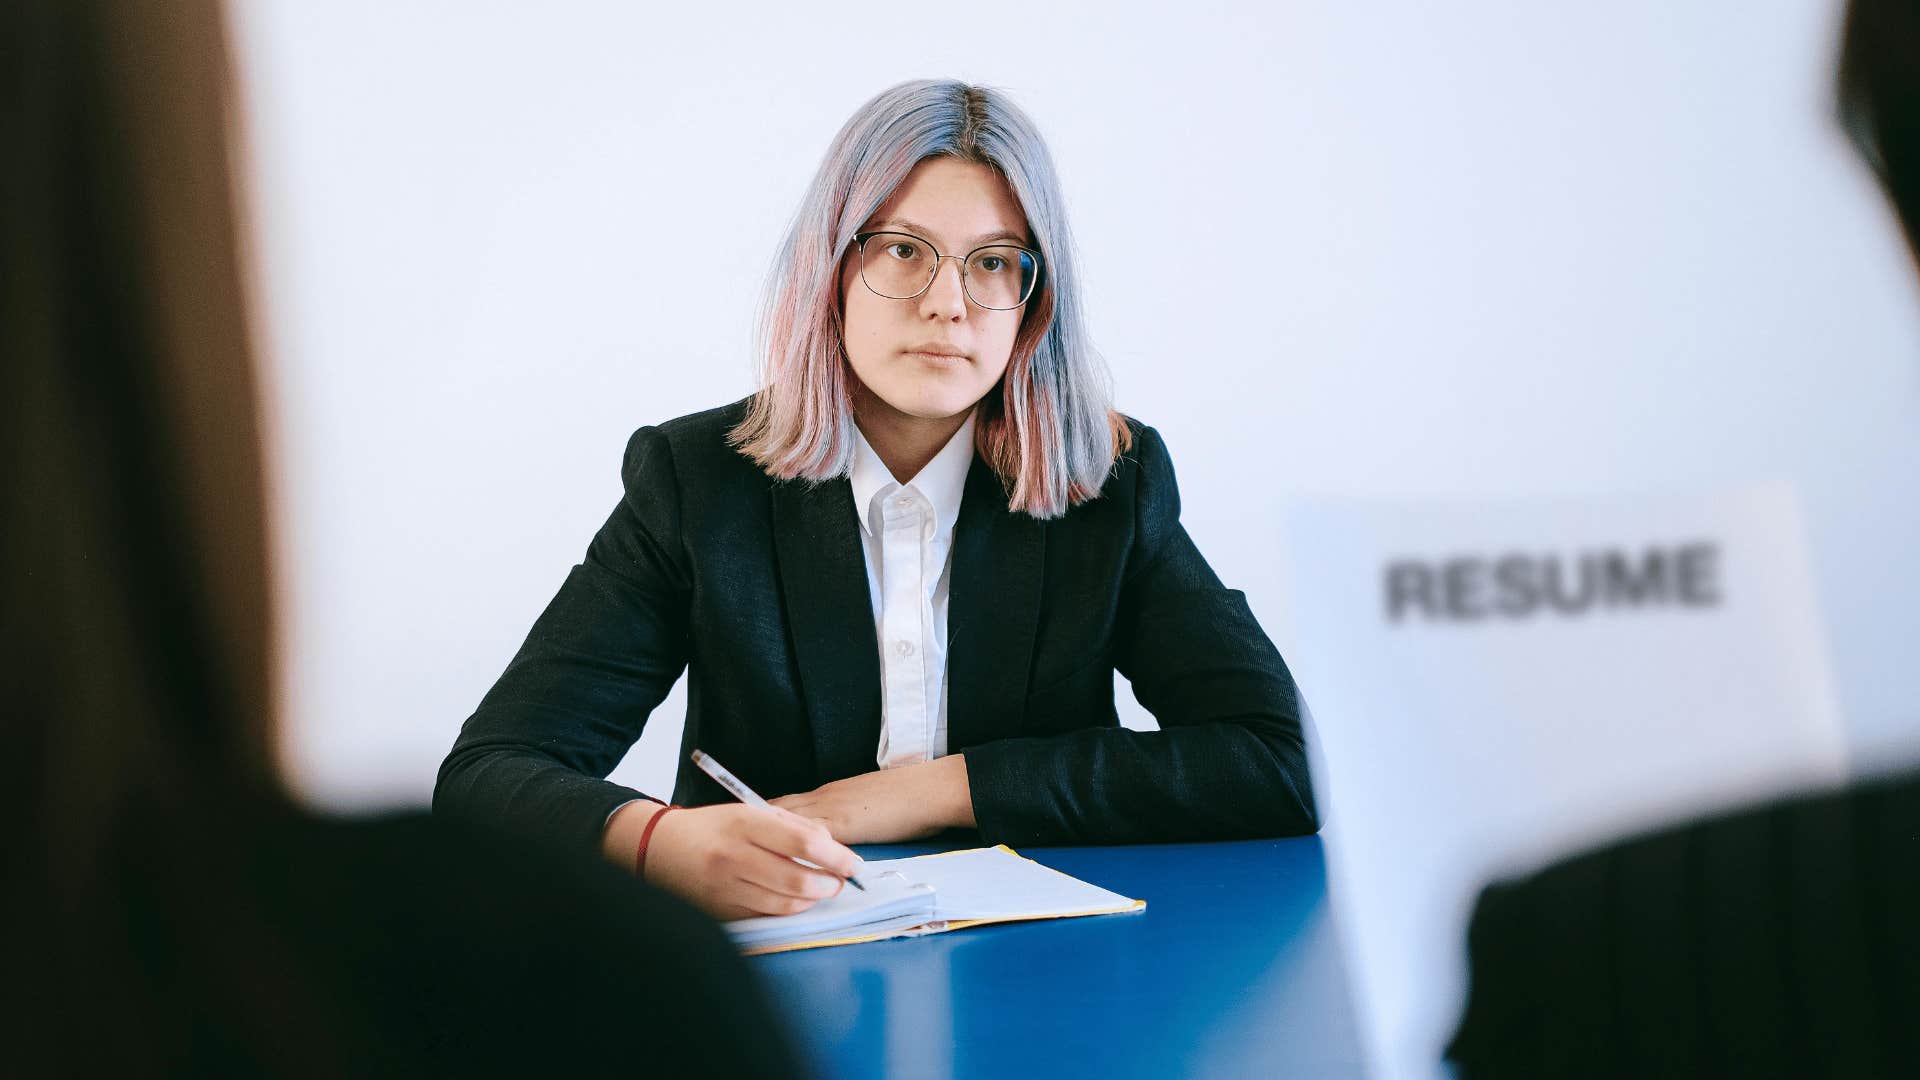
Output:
[848, 876, 867, 892]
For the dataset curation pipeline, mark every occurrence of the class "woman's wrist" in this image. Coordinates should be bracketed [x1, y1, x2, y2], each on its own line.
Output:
[634, 804, 682, 878]
[600, 798, 670, 871]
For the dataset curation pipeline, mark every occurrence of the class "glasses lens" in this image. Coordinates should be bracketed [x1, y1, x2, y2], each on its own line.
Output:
[859, 233, 936, 299]
[964, 246, 1038, 309]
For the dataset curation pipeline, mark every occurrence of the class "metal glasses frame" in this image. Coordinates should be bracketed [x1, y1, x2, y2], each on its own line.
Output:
[852, 230, 1044, 311]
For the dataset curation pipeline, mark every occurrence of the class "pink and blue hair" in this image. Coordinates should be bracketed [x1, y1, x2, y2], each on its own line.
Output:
[728, 79, 1129, 519]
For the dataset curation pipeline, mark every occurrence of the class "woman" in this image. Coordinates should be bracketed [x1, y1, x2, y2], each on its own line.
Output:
[1, 1, 798, 1073]
[436, 80, 1318, 920]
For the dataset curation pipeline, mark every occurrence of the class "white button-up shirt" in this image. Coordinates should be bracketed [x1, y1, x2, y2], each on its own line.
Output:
[849, 411, 976, 770]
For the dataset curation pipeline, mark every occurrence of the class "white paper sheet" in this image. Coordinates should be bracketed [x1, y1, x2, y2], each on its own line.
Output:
[725, 870, 935, 948]
[723, 846, 1139, 950]
[1284, 484, 1847, 1080]
[871, 846, 1137, 922]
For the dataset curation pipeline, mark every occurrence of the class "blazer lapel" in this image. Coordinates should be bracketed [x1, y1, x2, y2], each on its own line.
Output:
[771, 477, 881, 785]
[946, 456, 1046, 753]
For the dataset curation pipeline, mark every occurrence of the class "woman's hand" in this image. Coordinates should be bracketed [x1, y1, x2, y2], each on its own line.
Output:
[605, 801, 863, 921]
[770, 754, 975, 844]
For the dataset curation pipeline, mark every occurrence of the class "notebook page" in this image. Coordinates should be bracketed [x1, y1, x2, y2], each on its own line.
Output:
[724, 869, 936, 948]
[865, 847, 1138, 922]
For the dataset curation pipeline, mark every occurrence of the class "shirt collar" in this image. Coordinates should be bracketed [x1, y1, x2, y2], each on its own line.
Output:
[850, 410, 978, 539]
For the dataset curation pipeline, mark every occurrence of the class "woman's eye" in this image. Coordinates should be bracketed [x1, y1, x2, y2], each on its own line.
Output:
[886, 242, 920, 260]
[977, 255, 1006, 273]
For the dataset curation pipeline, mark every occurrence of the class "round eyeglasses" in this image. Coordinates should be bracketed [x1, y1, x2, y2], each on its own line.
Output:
[853, 231, 1042, 311]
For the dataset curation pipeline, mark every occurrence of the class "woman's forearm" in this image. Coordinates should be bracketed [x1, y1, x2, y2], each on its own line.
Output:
[930, 752, 977, 830]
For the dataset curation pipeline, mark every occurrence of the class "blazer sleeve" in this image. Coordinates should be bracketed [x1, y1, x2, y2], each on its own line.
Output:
[433, 426, 692, 851]
[963, 426, 1318, 845]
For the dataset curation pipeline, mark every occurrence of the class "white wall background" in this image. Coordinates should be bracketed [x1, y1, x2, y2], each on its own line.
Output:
[233, 1, 1920, 1074]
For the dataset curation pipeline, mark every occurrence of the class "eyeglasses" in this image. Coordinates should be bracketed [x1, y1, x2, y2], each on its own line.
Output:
[852, 231, 1043, 311]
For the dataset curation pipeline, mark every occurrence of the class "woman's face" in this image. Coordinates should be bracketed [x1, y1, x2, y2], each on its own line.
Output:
[840, 157, 1032, 425]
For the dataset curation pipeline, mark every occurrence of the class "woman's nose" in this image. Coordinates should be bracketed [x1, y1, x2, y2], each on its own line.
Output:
[920, 257, 968, 319]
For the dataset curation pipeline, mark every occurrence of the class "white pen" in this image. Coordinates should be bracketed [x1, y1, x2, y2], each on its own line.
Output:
[691, 749, 866, 892]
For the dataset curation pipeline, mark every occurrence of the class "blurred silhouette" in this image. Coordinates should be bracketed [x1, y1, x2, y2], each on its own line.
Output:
[1447, 2, 1920, 1076]
[0, 1, 799, 1074]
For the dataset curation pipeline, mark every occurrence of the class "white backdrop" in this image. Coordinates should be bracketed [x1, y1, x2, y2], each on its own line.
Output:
[233, 1, 1920, 1075]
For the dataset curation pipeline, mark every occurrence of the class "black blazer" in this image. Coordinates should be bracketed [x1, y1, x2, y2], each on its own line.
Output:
[1447, 771, 1920, 1079]
[435, 398, 1316, 850]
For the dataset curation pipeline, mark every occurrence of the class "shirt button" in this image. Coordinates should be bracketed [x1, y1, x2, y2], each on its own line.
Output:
[895, 640, 915, 657]
[895, 496, 914, 509]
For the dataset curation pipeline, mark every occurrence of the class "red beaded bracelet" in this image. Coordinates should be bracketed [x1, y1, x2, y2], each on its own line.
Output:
[635, 804, 683, 877]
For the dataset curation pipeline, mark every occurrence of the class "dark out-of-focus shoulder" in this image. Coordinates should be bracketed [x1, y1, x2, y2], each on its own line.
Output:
[258, 811, 804, 1077]
[1449, 769, 1920, 1078]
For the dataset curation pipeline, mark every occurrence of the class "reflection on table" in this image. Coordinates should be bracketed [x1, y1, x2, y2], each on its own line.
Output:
[753, 835, 1364, 1079]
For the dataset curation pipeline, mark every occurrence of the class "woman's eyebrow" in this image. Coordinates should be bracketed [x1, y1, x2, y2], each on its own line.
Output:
[871, 218, 1030, 247]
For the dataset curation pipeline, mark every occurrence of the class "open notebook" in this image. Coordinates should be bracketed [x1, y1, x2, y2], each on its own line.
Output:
[726, 845, 1145, 955]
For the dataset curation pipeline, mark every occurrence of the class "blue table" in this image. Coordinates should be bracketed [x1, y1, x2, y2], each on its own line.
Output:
[753, 835, 1366, 1078]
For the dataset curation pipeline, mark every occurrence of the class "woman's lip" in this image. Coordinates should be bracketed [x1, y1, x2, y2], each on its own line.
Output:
[904, 348, 969, 360]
